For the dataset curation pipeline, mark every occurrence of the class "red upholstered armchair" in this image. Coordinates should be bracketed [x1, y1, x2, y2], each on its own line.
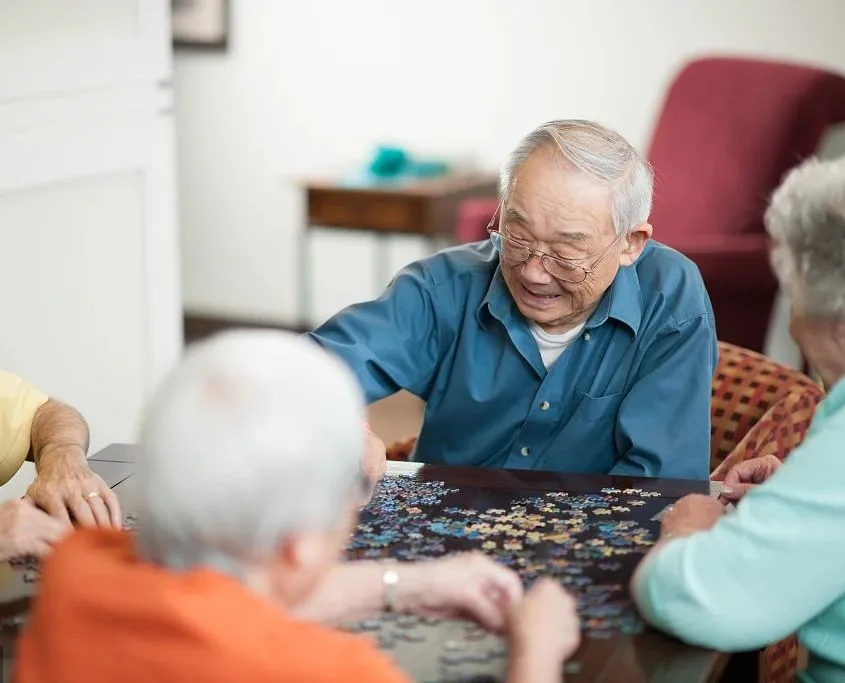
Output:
[647, 56, 845, 352]
[455, 57, 845, 352]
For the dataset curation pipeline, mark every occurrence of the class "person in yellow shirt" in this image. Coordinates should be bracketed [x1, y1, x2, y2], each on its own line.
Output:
[1, 370, 121, 561]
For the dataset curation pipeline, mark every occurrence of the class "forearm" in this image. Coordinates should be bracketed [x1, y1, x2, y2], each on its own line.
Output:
[292, 561, 390, 626]
[29, 399, 89, 469]
[506, 643, 563, 683]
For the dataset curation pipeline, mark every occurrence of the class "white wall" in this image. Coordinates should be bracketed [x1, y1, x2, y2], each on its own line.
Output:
[0, 0, 181, 484]
[175, 0, 845, 327]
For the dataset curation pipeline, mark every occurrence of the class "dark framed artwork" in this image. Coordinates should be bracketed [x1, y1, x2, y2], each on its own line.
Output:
[172, 0, 229, 50]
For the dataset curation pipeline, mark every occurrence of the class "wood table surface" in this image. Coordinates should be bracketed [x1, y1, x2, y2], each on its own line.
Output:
[0, 444, 731, 683]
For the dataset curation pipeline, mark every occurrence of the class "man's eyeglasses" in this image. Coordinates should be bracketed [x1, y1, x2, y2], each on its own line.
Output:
[486, 203, 625, 284]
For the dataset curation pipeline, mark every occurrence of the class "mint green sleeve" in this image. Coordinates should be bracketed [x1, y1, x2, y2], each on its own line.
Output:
[633, 414, 845, 651]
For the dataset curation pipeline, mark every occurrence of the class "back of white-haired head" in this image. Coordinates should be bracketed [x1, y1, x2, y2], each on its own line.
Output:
[501, 119, 654, 236]
[135, 329, 365, 575]
[766, 157, 845, 320]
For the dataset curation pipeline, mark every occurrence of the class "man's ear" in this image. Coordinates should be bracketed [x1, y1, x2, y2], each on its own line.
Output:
[619, 223, 652, 267]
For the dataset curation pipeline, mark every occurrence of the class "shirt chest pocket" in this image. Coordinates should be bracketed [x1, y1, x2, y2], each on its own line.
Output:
[571, 390, 625, 424]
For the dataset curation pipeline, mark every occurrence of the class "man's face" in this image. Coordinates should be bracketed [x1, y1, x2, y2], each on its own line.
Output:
[499, 147, 650, 334]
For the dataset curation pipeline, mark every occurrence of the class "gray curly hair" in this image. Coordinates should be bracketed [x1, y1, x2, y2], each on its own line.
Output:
[766, 157, 845, 320]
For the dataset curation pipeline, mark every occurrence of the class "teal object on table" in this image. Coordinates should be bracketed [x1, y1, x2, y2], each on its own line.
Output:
[368, 146, 408, 177]
[342, 145, 451, 187]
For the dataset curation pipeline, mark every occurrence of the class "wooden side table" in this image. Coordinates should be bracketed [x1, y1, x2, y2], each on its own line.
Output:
[299, 174, 498, 327]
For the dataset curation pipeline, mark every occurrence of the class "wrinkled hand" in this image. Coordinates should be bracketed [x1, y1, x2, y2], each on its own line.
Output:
[362, 424, 387, 482]
[508, 578, 581, 662]
[26, 447, 121, 528]
[357, 425, 387, 506]
[0, 499, 71, 562]
[720, 455, 783, 503]
[396, 552, 524, 632]
[660, 494, 725, 539]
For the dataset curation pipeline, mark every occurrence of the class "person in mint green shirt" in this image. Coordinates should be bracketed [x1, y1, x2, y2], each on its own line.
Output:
[631, 156, 845, 683]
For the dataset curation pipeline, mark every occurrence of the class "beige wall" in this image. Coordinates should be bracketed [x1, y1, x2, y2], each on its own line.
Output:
[175, 0, 845, 327]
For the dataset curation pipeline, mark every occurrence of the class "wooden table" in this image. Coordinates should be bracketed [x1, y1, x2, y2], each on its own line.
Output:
[299, 174, 497, 326]
[0, 445, 732, 683]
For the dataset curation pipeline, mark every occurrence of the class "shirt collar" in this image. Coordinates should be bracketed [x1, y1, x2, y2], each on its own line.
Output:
[477, 264, 643, 336]
[584, 264, 642, 335]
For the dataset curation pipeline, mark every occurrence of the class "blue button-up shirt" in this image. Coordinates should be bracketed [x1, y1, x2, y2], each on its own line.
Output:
[309, 240, 717, 479]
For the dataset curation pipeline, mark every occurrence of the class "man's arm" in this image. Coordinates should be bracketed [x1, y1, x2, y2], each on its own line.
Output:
[631, 423, 845, 651]
[307, 261, 444, 404]
[26, 399, 122, 528]
[610, 314, 717, 479]
[29, 398, 89, 466]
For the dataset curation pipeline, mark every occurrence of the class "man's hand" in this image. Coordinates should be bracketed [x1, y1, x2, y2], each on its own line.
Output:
[26, 446, 121, 528]
[660, 494, 725, 540]
[0, 499, 70, 562]
[393, 552, 524, 633]
[362, 423, 387, 482]
[720, 455, 783, 503]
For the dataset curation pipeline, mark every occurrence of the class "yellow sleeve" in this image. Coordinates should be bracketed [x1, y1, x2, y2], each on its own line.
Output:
[0, 370, 49, 485]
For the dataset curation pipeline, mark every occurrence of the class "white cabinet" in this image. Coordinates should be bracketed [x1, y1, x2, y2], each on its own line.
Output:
[0, 1, 181, 469]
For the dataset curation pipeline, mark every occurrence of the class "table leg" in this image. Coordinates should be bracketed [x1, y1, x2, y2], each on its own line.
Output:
[298, 227, 311, 329]
[375, 233, 390, 293]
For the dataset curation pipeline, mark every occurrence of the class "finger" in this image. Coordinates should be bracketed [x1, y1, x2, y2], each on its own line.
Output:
[102, 488, 123, 528]
[462, 588, 507, 633]
[87, 495, 111, 528]
[720, 483, 755, 502]
[38, 495, 73, 528]
[27, 539, 55, 559]
[70, 495, 97, 527]
[35, 513, 71, 543]
[484, 566, 524, 607]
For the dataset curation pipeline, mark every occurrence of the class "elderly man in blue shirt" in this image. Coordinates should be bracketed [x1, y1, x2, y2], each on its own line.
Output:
[309, 119, 717, 479]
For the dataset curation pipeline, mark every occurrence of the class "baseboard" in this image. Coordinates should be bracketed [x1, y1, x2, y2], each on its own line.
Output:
[184, 314, 309, 344]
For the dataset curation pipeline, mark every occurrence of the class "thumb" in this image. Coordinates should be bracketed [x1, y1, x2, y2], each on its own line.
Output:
[719, 482, 755, 502]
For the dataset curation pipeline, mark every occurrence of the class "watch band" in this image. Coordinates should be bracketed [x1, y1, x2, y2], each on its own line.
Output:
[381, 560, 399, 612]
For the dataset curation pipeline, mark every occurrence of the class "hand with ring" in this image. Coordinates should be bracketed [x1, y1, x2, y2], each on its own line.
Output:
[25, 447, 122, 529]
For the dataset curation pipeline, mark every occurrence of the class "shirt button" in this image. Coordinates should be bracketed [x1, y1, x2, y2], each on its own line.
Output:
[583, 332, 591, 341]
[539, 400, 550, 411]
[520, 446, 530, 457]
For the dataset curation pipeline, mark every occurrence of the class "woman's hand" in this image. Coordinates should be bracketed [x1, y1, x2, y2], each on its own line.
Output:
[509, 578, 581, 660]
[660, 494, 725, 540]
[0, 498, 71, 562]
[720, 455, 783, 503]
[395, 552, 524, 632]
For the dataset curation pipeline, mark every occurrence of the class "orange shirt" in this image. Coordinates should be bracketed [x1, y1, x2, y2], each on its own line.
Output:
[16, 530, 409, 683]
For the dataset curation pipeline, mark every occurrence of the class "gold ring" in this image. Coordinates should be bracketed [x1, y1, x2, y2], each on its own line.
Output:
[85, 491, 101, 500]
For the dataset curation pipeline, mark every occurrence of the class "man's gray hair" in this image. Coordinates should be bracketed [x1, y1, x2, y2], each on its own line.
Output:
[766, 157, 845, 320]
[500, 119, 654, 236]
[134, 329, 365, 575]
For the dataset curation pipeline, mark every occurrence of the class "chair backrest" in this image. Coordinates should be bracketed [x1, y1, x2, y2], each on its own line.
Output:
[648, 56, 845, 241]
[709, 342, 824, 473]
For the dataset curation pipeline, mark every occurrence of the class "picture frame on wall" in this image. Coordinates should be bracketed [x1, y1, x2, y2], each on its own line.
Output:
[172, 0, 229, 50]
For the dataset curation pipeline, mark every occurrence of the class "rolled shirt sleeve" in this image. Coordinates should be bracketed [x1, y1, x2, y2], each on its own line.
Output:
[0, 370, 49, 485]
[307, 262, 443, 404]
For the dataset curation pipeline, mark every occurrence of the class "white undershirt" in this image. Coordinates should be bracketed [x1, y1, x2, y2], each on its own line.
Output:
[529, 322, 586, 369]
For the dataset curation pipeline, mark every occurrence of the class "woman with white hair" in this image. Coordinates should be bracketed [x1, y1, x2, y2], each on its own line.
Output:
[631, 157, 845, 683]
[16, 330, 581, 683]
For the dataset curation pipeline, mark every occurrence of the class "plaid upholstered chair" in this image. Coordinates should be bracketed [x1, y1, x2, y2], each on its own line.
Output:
[385, 342, 824, 682]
